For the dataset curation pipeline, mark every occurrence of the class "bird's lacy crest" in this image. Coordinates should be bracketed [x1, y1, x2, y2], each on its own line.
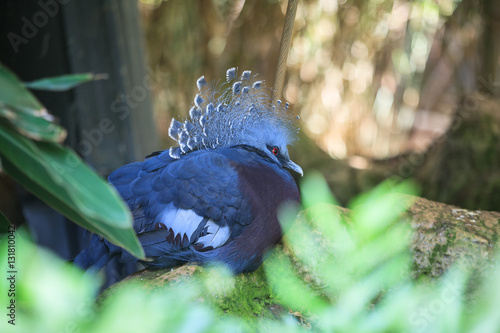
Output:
[167, 67, 299, 159]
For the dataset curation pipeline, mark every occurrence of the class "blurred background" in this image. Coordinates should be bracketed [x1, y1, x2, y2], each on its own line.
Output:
[137, 0, 500, 209]
[140, 0, 475, 157]
[0, 0, 499, 277]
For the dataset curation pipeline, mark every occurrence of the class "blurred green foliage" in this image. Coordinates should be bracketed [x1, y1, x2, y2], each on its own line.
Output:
[24, 73, 108, 92]
[0, 64, 144, 259]
[1, 174, 499, 332]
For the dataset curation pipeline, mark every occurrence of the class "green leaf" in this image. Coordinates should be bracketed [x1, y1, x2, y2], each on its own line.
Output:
[0, 106, 66, 142]
[0, 122, 144, 259]
[264, 249, 328, 314]
[0, 63, 43, 114]
[24, 73, 108, 91]
[0, 64, 67, 143]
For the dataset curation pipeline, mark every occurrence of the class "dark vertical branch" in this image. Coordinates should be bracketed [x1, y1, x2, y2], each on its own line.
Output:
[272, 0, 298, 101]
[481, 0, 500, 97]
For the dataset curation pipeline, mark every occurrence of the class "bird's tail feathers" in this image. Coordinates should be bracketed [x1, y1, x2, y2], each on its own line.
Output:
[75, 230, 206, 271]
[120, 230, 200, 269]
[73, 235, 118, 271]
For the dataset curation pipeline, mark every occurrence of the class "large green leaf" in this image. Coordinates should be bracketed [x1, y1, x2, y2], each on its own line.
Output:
[24, 73, 108, 91]
[0, 106, 66, 142]
[0, 64, 43, 113]
[0, 65, 67, 143]
[0, 122, 144, 259]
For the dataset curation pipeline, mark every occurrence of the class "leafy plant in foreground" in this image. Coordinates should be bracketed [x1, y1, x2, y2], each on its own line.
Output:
[0, 64, 143, 258]
[1, 174, 499, 332]
[264, 173, 500, 332]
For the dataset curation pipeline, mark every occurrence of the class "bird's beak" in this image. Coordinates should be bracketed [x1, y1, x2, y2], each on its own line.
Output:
[284, 160, 303, 177]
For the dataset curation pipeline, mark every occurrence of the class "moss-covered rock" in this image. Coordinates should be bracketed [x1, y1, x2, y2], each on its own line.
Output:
[99, 263, 285, 322]
[407, 196, 499, 278]
[101, 196, 500, 321]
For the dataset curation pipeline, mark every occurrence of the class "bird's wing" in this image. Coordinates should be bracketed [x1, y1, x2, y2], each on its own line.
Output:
[108, 149, 252, 253]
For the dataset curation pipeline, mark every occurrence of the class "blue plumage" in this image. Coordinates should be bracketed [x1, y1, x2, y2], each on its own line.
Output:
[74, 68, 302, 274]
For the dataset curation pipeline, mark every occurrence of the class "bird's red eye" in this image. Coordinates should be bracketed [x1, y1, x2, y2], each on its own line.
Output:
[272, 147, 279, 155]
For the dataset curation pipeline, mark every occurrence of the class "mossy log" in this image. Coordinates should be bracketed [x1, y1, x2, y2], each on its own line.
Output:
[101, 196, 500, 320]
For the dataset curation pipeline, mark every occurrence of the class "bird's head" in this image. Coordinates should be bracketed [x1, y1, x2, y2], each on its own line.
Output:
[168, 67, 303, 176]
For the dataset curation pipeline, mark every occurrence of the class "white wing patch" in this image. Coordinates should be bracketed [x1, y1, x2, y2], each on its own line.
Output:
[157, 203, 231, 250]
[158, 204, 204, 238]
[196, 220, 231, 249]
